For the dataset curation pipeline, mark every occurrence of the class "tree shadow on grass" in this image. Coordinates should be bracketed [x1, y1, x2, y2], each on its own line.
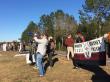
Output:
[80, 65, 110, 82]
[44, 57, 59, 73]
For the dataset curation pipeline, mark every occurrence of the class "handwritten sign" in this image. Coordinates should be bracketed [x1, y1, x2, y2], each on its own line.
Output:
[74, 37, 105, 58]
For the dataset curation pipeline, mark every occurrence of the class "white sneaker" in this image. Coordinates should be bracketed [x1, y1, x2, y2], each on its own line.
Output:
[48, 66, 52, 69]
[33, 66, 39, 69]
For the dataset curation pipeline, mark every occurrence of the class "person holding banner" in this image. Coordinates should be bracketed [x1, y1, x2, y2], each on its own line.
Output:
[104, 32, 110, 58]
[73, 31, 85, 69]
[65, 33, 74, 60]
[75, 31, 85, 43]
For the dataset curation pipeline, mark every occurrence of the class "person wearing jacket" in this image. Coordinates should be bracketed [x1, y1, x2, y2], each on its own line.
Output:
[47, 36, 55, 68]
[34, 33, 48, 77]
[65, 33, 74, 60]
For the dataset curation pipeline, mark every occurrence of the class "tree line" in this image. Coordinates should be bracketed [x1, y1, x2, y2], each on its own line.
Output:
[21, 0, 110, 50]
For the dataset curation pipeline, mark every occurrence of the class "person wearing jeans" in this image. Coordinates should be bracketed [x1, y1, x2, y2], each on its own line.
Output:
[36, 52, 44, 75]
[34, 33, 48, 77]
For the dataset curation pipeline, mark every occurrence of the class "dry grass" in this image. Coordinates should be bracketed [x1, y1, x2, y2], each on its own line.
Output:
[0, 51, 110, 82]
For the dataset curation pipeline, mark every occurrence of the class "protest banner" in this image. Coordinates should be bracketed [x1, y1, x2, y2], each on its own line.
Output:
[74, 37, 106, 66]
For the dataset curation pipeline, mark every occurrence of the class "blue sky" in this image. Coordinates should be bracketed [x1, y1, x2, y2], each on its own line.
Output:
[0, 0, 84, 42]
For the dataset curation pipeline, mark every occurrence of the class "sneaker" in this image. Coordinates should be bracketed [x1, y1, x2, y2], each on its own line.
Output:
[33, 66, 39, 69]
[73, 66, 78, 69]
[48, 66, 52, 69]
[37, 75, 44, 77]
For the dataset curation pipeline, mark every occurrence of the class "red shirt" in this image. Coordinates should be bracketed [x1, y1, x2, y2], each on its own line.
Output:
[65, 37, 74, 47]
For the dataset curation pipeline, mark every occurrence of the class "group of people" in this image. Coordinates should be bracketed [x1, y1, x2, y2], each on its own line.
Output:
[64, 31, 85, 69]
[0, 41, 20, 51]
[30, 31, 86, 77]
[1, 31, 110, 77]
[65, 31, 110, 69]
[29, 33, 55, 77]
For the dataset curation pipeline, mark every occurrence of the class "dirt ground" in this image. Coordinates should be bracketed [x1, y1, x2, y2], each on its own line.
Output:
[0, 51, 110, 82]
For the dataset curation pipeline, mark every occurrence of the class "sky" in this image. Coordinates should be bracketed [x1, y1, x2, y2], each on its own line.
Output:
[0, 0, 84, 42]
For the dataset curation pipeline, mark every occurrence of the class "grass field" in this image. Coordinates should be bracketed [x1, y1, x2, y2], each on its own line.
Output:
[0, 51, 110, 82]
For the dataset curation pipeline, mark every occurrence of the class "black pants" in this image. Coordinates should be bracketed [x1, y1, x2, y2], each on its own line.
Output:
[72, 58, 79, 67]
[48, 51, 54, 67]
[106, 43, 110, 58]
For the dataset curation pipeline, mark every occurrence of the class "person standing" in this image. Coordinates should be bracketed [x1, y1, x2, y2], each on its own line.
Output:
[47, 36, 55, 68]
[104, 32, 110, 58]
[3, 42, 7, 51]
[75, 31, 85, 43]
[19, 42, 22, 53]
[34, 33, 48, 77]
[65, 33, 74, 60]
[73, 31, 85, 69]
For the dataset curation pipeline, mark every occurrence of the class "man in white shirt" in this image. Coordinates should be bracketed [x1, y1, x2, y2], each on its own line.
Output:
[34, 33, 48, 77]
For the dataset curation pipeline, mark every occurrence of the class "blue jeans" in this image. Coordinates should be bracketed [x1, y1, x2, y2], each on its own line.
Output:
[35, 53, 38, 67]
[35, 52, 45, 76]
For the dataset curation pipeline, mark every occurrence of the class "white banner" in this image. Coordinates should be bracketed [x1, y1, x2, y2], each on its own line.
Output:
[74, 37, 105, 58]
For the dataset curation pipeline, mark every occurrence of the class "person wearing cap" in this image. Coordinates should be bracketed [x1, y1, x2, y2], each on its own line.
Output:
[34, 33, 48, 77]
[65, 33, 74, 60]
